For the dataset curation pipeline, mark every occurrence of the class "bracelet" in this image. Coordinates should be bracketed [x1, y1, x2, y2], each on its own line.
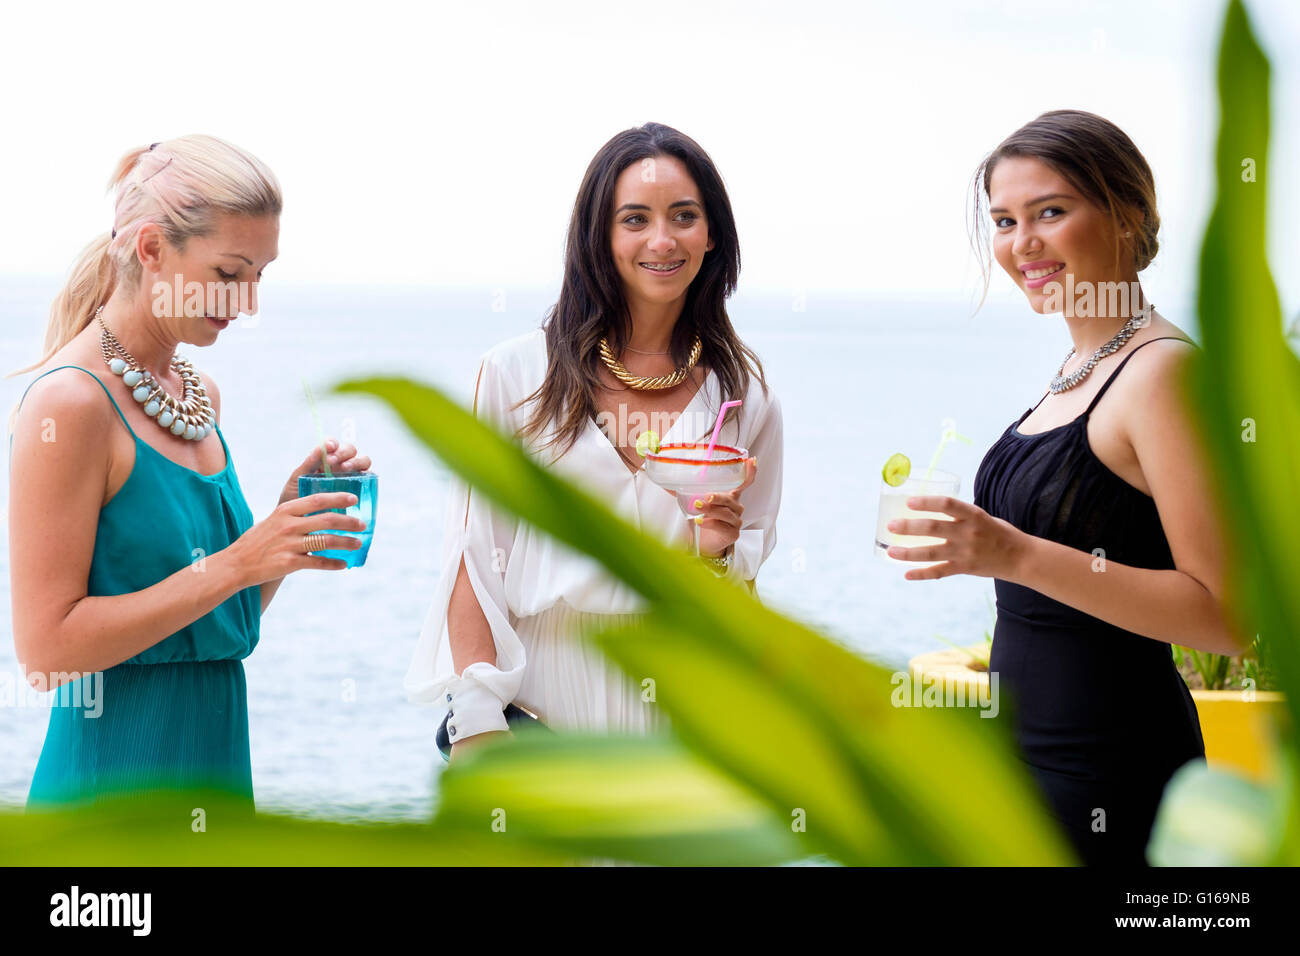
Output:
[700, 547, 731, 576]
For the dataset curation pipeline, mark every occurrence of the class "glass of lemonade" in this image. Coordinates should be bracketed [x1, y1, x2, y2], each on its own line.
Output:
[298, 471, 378, 568]
[874, 469, 960, 563]
[643, 443, 749, 557]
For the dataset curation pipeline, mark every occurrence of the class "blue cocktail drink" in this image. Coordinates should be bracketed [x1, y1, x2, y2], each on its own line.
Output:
[298, 471, 378, 567]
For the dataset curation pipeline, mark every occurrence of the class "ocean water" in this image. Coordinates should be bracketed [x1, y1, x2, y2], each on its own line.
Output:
[0, 279, 1195, 820]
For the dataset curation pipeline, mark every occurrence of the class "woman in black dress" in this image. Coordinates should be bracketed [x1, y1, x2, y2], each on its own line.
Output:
[887, 110, 1246, 866]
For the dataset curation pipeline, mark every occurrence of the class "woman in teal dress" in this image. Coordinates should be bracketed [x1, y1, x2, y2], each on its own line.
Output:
[7, 135, 372, 813]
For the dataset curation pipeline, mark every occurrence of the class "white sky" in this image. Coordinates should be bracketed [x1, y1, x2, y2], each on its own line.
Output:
[1, 0, 1297, 311]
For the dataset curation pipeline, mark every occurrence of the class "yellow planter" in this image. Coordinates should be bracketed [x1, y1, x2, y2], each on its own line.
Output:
[907, 645, 1288, 782]
[1190, 689, 1288, 781]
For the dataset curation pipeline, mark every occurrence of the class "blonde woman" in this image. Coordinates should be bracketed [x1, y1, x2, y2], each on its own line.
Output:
[8, 136, 371, 811]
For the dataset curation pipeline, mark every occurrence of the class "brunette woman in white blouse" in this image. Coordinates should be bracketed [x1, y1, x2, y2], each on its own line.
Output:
[407, 123, 783, 759]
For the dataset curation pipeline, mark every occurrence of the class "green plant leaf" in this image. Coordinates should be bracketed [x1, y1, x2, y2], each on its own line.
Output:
[1147, 759, 1290, 866]
[334, 375, 1071, 864]
[1191, 0, 1300, 733]
[1185, 0, 1300, 860]
[2, 789, 569, 866]
[594, 614, 1067, 865]
[434, 732, 807, 866]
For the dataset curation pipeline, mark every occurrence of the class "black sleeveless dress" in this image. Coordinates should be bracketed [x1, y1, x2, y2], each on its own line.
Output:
[973, 336, 1206, 866]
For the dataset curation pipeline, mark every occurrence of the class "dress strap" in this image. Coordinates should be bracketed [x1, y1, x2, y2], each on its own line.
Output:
[1083, 336, 1197, 416]
[16, 364, 139, 440]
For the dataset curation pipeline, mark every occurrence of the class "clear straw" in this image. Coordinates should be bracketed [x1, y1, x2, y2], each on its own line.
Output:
[302, 378, 332, 477]
[923, 417, 971, 481]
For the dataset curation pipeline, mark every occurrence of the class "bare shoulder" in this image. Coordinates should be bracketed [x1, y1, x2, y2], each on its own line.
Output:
[10, 364, 115, 442]
[1109, 324, 1200, 449]
[1119, 324, 1198, 394]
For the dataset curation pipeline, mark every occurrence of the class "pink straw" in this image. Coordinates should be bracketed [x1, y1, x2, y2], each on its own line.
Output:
[699, 400, 743, 476]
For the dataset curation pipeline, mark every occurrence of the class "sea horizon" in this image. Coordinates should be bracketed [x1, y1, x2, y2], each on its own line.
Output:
[0, 278, 1201, 819]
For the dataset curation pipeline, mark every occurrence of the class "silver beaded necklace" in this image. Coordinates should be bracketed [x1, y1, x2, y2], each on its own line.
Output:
[96, 306, 216, 442]
[1049, 304, 1155, 394]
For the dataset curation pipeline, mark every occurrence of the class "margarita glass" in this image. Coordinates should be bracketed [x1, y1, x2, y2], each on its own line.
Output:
[643, 442, 749, 557]
[874, 469, 960, 564]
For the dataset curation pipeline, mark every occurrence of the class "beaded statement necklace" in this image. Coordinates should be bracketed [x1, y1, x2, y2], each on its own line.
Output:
[96, 306, 216, 441]
[1049, 304, 1155, 394]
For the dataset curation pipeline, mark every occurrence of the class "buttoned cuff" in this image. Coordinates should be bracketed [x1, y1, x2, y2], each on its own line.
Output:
[444, 675, 509, 743]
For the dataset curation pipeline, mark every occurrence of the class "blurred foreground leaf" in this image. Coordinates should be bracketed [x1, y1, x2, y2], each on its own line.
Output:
[2, 789, 567, 866]
[435, 732, 805, 865]
[1148, 758, 1291, 866]
[334, 375, 1070, 865]
[1180, 0, 1300, 862]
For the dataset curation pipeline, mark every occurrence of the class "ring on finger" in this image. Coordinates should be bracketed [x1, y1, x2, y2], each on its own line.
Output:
[302, 533, 331, 553]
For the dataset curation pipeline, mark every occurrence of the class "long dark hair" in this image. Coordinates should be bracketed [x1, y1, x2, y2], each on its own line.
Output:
[969, 109, 1161, 308]
[520, 122, 766, 453]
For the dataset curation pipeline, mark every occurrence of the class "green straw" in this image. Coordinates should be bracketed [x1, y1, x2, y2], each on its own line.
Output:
[302, 378, 332, 477]
[923, 418, 972, 481]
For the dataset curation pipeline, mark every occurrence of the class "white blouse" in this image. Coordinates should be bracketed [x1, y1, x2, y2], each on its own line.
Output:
[405, 328, 783, 740]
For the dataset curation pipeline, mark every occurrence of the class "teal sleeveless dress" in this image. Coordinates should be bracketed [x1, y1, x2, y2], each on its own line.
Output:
[13, 365, 261, 812]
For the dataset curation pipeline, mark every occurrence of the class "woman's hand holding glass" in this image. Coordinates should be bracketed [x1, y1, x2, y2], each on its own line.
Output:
[227, 491, 368, 583]
[278, 438, 372, 506]
[887, 495, 1029, 581]
[686, 457, 757, 559]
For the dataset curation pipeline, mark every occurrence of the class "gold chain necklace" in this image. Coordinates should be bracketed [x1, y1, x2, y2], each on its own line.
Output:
[598, 335, 702, 390]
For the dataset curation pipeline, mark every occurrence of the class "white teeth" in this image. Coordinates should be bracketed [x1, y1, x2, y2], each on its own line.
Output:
[1025, 264, 1063, 279]
[641, 261, 683, 272]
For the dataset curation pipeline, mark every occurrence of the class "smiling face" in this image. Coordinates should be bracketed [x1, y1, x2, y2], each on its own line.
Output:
[608, 154, 714, 314]
[139, 211, 279, 340]
[988, 156, 1131, 314]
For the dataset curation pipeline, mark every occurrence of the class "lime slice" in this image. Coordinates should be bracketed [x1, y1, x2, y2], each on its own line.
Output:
[882, 453, 911, 487]
[635, 429, 660, 457]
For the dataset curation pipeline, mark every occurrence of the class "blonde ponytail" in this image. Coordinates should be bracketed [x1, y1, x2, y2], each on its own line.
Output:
[28, 233, 116, 370]
[9, 135, 281, 377]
